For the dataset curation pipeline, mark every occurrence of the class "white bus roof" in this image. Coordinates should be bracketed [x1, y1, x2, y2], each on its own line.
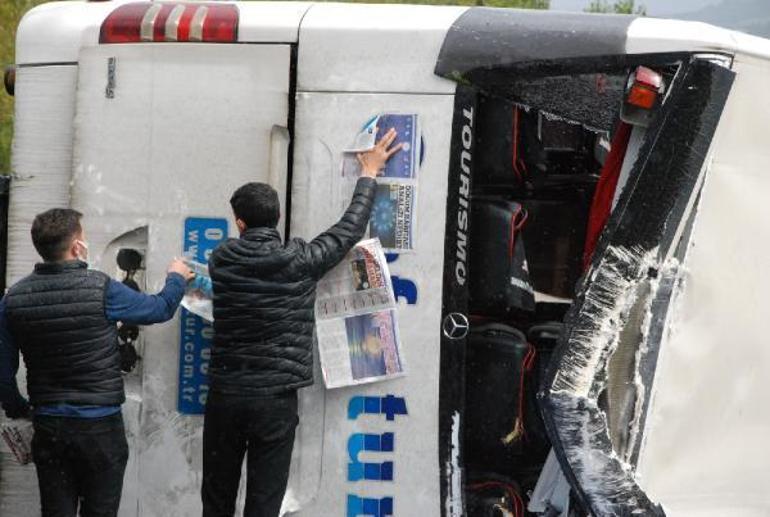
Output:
[14, 1, 770, 66]
[628, 17, 770, 60]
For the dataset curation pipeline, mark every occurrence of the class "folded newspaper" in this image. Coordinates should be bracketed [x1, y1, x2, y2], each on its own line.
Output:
[181, 259, 214, 322]
[1, 420, 34, 465]
[342, 113, 420, 253]
[180, 241, 406, 388]
[315, 238, 406, 388]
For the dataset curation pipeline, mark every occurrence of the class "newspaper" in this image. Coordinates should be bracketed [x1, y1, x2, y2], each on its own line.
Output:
[315, 239, 405, 388]
[181, 259, 214, 322]
[342, 113, 420, 253]
[342, 113, 421, 179]
[370, 181, 416, 252]
[1, 420, 34, 465]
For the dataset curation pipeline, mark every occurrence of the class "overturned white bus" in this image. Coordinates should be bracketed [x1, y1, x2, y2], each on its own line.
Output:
[2, 2, 770, 516]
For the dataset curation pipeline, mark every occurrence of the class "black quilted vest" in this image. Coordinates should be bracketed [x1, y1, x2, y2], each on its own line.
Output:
[5, 260, 124, 406]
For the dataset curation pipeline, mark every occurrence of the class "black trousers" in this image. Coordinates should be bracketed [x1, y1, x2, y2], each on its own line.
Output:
[32, 413, 129, 517]
[202, 390, 299, 517]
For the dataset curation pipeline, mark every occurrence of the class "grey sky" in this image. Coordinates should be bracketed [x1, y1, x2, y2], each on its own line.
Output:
[549, 0, 720, 16]
[548, 0, 770, 38]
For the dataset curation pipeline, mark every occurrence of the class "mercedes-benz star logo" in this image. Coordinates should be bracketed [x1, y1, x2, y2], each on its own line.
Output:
[443, 312, 469, 340]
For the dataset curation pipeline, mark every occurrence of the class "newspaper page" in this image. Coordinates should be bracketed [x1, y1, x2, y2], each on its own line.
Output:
[315, 239, 406, 388]
[0, 421, 34, 465]
[370, 181, 416, 252]
[341, 113, 421, 253]
[181, 259, 214, 322]
[342, 114, 420, 179]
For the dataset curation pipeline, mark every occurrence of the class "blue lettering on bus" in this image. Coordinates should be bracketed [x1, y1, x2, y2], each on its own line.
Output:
[385, 254, 418, 305]
[178, 217, 227, 415]
[391, 276, 418, 305]
[348, 395, 408, 421]
[346, 396, 406, 513]
[347, 495, 394, 517]
[348, 433, 395, 481]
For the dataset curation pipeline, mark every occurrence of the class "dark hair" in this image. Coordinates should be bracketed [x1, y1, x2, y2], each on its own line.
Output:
[31, 208, 83, 262]
[229, 183, 280, 229]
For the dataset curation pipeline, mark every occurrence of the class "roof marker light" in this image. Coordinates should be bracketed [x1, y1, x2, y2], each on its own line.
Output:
[621, 66, 666, 127]
[100, 2, 238, 44]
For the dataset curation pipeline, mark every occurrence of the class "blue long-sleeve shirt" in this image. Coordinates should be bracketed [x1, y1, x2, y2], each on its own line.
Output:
[0, 272, 186, 418]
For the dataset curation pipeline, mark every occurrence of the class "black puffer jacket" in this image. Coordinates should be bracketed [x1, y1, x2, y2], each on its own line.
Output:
[209, 177, 377, 395]
[4, 261, 124, 406]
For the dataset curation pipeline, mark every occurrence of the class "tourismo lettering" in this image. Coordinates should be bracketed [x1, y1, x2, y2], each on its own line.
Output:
[455, 106, 473, 286]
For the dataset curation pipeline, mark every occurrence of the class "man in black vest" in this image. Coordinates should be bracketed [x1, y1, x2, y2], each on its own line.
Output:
[0, 208, 193, 517]
[201, 128, 402, 517]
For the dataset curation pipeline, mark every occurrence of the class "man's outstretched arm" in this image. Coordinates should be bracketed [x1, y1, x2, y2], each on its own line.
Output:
[305, 128, 403, 277]
[105, 259, 193, 325]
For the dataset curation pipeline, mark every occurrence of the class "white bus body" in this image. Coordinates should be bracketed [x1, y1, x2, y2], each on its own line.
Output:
[3, 2, 770, 516]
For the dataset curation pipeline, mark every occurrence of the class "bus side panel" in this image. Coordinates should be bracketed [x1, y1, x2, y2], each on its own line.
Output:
[287, 92, 454, 516]
[6, 65, 78, 285]
[71, 43, 291, 516]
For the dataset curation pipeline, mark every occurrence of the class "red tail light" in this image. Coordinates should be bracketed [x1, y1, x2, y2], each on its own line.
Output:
[625, 66, 664, 109]
[627, 84, 658, 109]
[100, 2, 238, 44]
[621, 66, 666, 127]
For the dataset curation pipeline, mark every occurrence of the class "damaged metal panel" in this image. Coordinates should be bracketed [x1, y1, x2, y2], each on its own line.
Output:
[635, 53, 770, 516]
[539, 58, 734, 516]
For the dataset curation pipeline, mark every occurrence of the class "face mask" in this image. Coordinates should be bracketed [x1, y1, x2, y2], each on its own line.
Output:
[75, 239, 90, 265]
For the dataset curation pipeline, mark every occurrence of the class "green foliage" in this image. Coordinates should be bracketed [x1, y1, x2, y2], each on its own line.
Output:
[585, 0, 646, 14]
[0, 0, 47, 174]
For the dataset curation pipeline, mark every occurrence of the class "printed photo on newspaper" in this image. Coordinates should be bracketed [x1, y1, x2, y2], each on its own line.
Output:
[346, 310, 403, 380]
[369, 182, 416, 252]
[315, 238, 394, 320]
[315, 239, 406, 388]
[316, 309, 405, 389]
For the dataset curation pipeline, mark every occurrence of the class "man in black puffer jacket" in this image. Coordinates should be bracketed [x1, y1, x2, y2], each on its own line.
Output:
[202, 128, 402, 517]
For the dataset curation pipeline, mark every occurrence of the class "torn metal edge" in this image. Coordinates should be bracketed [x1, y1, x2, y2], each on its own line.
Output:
[539, 58, 735, 516]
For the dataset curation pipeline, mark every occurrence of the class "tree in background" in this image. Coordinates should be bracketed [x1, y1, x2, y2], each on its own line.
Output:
[585, 0, 646, 14]
[0, 0, 47, 174]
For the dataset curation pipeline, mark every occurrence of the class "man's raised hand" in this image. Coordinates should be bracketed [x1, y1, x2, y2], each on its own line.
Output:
[357, 127, 404, 178]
